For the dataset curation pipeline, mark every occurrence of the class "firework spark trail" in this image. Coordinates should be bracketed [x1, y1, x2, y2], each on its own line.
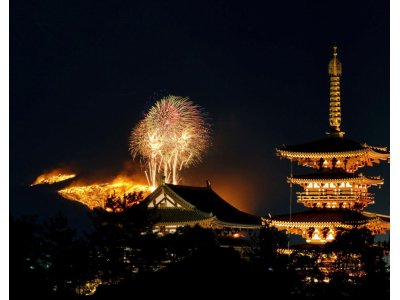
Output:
[129, 95, 210, 188]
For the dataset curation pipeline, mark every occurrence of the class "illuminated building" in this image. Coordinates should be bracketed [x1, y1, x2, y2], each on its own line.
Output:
[145, 179, 261, 235]
[264, 46, 390, 244]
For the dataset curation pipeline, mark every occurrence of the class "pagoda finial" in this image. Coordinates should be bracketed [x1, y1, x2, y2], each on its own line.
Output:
[327, 44, 345, 137]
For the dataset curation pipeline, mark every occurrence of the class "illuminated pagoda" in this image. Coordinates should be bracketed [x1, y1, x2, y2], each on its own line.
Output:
[145, 179, 261, 235]
[265, 46, 390, 244]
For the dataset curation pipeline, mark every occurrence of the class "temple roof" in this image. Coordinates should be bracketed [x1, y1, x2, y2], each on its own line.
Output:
[166, 184, 261, 226]
[288, 172, 383, 184]
[270, 209, 389, 225]
[277, 136, 388, 155]
[152, 208, 215, 225]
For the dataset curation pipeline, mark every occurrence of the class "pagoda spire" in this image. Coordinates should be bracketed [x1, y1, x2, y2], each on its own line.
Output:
[328, 45, 345, 137]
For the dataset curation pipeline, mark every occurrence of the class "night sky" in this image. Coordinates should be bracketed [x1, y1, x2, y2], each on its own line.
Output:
[10, 0, 390, 226]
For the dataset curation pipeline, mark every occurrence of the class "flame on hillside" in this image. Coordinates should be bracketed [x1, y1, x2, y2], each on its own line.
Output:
[58, 175, 151, 209]
[31, 170, 77, 186]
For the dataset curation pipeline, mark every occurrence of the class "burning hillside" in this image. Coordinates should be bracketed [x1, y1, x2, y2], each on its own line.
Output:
[32, 171, 151, 210]
[58, 177, 151, 209]
[31, 170, 76, 186]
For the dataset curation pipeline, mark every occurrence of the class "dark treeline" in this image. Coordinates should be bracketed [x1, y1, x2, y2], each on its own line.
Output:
[10, 195, 389, 299]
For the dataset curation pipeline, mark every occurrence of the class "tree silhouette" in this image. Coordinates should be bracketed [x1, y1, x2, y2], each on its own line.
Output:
[10, 216, 51, 299]
[10, 213, 89, 299]
[42, 213, 90, 297]
[258, 225, 287, 271]
[104, 191, 144, 212]
[88, 195, 155, 284]
[324, 227, 389, 297]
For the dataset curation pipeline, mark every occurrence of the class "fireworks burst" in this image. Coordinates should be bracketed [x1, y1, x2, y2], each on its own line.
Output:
[129, 95, 210, 188]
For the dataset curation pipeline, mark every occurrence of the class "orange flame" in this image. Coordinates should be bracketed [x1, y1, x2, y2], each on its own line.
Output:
[31, 170, 76, 186]
[58, 175, 151, 209]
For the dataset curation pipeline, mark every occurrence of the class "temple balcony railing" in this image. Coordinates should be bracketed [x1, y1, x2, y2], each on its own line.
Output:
[296, 192, 374, 203]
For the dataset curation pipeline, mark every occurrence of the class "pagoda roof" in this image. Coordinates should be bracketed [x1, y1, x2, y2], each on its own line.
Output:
[277, 136, 389, 159]
[288, 172, 383, 184]
[270, 209, 389, 226]
[166, 184, 261, 226]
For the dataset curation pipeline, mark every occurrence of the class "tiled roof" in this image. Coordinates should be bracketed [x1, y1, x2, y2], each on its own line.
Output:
[290, 172, 381, 181]
[362, 211, 390, 223]
[151, 207, 213, 224]
[166, 184, 261, 226]
[272, 209, 380, 224]
[277, 137, 388, 154]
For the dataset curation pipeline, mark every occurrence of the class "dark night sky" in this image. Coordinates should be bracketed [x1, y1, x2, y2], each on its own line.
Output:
[10, 0, 390, 224]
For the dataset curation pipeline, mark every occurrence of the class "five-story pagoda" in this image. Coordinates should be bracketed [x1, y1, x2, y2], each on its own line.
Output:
[265, 46, 390, 244]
